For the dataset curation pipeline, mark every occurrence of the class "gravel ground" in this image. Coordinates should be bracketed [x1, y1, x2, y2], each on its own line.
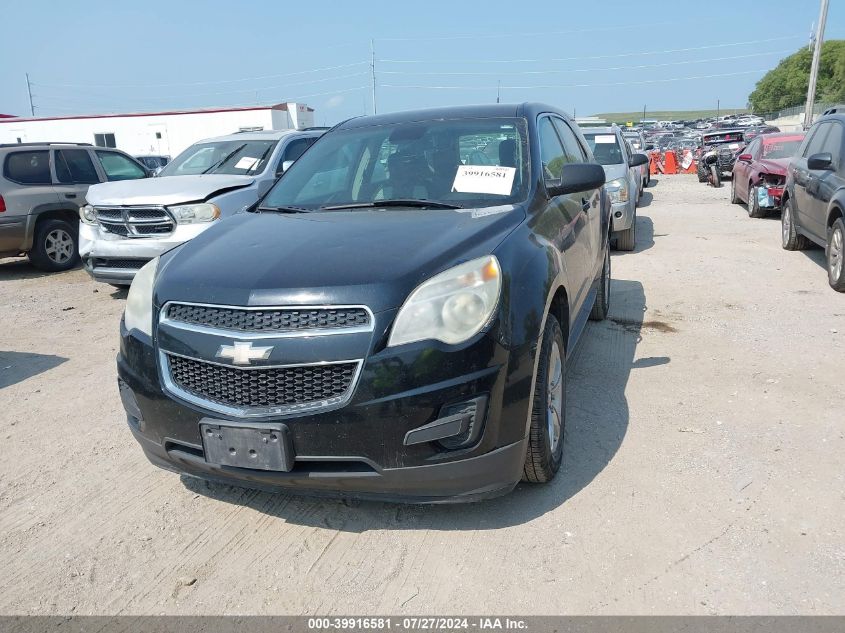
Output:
[0, 174, 843, 615]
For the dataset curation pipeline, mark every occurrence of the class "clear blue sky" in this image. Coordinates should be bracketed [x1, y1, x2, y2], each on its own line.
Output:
[1, 0, 842, 122]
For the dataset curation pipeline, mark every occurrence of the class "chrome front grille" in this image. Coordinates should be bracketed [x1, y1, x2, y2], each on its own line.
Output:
[165, 303, 371, 333]
[157, 302, 373, 417]
[94, 205, 175, 238]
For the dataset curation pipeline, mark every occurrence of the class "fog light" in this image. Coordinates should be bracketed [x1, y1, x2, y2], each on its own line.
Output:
[403, 395, 488, 449]
[614, 211, 623, 218]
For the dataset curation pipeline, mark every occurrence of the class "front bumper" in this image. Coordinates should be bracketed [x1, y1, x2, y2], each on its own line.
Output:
[79, 223, 210, 284]
[610, 199, 635, 232]
[117, 315, 531, 502]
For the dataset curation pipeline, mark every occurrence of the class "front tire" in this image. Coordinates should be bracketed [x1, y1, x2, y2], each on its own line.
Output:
[730, 176, 741, 204]
[781, 197, 810, 251]
[710, 164, 722, 188]
[590, 242, 611, 321]
[522, 317, 565, 484]
[615, 209, 636, 251]
[748, 185, 766, 218]
[28, 219, 79, 272]
[827, 217, 845, 292]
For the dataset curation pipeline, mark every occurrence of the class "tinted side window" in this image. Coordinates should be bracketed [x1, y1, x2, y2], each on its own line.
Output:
[281, 138, 312, 165]
[746, 138, 761, 158]
[538, 117, 568, 179]
[55, 149, 100, 184]
[804, 123, 830, 158]
[96, 151, 146, 181]
[3, 150, 51, 185]
[552, 118, 587, 163]
[821, 122, 842, 168]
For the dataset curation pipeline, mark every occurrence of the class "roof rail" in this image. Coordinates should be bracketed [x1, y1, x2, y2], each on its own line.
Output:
[0, 141, 93, 148]
[300, 126, 331, 131]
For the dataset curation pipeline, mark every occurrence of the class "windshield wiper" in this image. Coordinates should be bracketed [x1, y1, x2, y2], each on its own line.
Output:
[202, 143, 247, 174]
[256, 205, 311, 213]
[320, 199, 463, 211]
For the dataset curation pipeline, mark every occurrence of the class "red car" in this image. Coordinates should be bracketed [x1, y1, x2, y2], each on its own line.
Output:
[731, 132, 805, 217]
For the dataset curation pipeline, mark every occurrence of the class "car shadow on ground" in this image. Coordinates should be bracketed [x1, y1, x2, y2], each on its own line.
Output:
[637, 191, 654, 208]
[0, 350, 68, 389]
[182, 279, 653, 531]
[0, 259, 81, 281]
[799, 245, 827, 270]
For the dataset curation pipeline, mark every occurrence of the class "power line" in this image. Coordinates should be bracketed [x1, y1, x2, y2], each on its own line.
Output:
[31, 61, 369, 90]
[378, 50, 792, 77]
[380, 69, 773, 91]
[377, 35, 803, 64]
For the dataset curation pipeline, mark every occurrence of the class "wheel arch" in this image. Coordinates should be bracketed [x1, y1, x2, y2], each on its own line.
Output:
[23, 204, 79, 252]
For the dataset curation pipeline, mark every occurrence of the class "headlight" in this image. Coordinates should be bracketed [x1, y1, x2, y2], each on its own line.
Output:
[605, 178, 629, 203]
[167, 203, 220, 224]
[388, 255, 501, 347]
[79, 204, 97, 225]
[124, 257, 159, 336]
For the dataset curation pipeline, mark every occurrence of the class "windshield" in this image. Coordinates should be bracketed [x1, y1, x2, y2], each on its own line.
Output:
[261, 117, 530, 211]
[762, 139, 803, 159]
[158, 140, 278, 177]
[582, 132, 624, 165]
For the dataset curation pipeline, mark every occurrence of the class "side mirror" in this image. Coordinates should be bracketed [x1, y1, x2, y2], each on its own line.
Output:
[630, 153, 649, 167]
[807, 152, 833, 171]
[546, 163, 606, 197]
[737, 153, 753, 163]
[275, 160, 295, 177]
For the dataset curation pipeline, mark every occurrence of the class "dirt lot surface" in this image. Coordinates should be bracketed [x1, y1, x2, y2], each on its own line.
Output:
[1, 175, 843, 615]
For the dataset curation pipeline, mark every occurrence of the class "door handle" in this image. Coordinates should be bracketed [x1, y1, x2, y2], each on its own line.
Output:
[581, 198, 591, 213]
[65, 193, 77, 199]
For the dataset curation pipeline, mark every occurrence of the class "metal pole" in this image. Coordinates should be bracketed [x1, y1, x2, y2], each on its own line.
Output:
[716, 99, 720, 121]
[642, 104, 646, 124]
[25, 73, 34, 116]
[370, 39, 377, 115]
[805, 0, 829, 128]
[496, 80, 500, 104]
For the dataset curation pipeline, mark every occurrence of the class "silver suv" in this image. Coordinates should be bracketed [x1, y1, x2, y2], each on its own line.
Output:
[0, 143, 149, 271]
[80, 128, 324, 285]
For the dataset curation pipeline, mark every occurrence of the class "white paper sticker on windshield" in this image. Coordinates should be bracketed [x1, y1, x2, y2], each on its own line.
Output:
[235, 156, 259, 170]
[452, 165, 516, 196]
[595, 135, 616, 144]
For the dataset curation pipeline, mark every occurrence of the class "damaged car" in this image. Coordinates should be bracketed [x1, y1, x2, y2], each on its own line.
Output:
[696, 129, 745, 187]
[731, 132, 805, 217]
[79, 129, 324, 285]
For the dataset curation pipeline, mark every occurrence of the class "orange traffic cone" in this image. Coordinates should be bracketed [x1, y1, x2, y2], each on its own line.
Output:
[649, 151, 661, 175]
[663, 150, 678, 175]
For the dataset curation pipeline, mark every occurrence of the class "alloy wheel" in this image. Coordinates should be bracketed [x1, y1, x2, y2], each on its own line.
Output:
[546, 342, 564, 453]
[45, 229, 74, 264]
[782, 205, 791, 246]
[831, 226, 844, 283]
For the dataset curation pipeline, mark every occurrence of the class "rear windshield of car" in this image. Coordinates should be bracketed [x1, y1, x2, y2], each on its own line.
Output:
[158, 140, 278, 177]
[582, 132, 624, 165]
[762, 139, 804, 159]
[261, 117, 530, 210]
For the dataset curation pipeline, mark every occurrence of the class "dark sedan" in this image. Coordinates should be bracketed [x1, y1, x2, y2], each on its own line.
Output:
[116, 103, 617, 502]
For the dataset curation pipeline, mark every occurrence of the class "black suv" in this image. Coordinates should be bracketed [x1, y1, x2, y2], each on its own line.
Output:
[117, 104, 611, 502]
[782, 113, 845, 291]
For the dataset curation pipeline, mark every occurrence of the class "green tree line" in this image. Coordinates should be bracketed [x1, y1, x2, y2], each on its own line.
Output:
[749, 40, 845, 113]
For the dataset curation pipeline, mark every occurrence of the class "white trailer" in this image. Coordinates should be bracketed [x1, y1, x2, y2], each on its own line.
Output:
[0, 102, 315, 158]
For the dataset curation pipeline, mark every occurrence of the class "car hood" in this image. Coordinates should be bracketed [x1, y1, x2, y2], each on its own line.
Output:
[756, 158, 790, 175]
[154, 205, 525, 313]
[601, 163, 628, 181]
[85, 174, 255, 206]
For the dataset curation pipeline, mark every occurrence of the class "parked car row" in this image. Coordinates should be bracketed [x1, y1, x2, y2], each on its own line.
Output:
[724, 111, 845, 292]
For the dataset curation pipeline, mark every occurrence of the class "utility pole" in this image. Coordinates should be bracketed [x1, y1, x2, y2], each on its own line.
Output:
[805, 0, 829, 128]
[370, 39, 377, 115]
[642, 104, 646, 124]
[496, 80, 500, 104]
[716, 99, 720, 121]
[25, 73, 34, 116]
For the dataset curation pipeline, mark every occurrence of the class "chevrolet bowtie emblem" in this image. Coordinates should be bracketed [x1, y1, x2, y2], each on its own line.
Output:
[216, 341, 273, 365]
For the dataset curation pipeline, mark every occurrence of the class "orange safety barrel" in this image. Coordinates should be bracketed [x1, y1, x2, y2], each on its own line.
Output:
[663, 150, 678, 175]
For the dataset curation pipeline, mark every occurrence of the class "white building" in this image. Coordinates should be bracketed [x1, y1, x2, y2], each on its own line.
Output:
[0, 102, 315, 158]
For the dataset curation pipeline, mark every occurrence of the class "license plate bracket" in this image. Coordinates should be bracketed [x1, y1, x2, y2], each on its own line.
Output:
[200, 420, 293, 472]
